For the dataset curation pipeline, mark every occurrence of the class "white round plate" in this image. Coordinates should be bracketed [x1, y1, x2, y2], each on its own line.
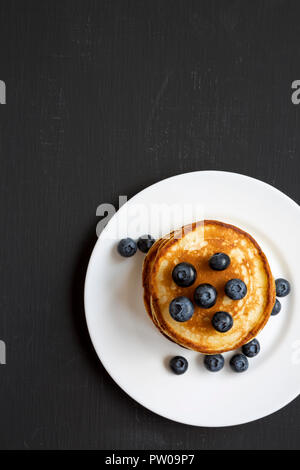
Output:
[84, 171, 300, 427]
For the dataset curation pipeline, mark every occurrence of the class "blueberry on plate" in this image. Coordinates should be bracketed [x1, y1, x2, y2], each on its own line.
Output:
[230, 353, 249, 373]
[169, 296, 194, 322]
[212, 311, 233, 333]
[117, 238, 137, 257]
[242, 338, 260, 358]
[204, 354, 224, 372]
[271, 299, 281, 316]
[209, 252, 230, 271]
[137, 234, 155, 253]
[172, 262, 197, 287]
[275, 278, 291, 297]
[194, 284, 217, 309]
[169, 356, 188, 375]
[225, 279, 247, 300]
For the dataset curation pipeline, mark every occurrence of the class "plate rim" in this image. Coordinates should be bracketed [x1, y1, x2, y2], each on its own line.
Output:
[84, 170, 300, 427]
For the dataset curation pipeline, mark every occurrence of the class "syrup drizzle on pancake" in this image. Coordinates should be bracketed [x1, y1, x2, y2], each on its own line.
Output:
[143, 221, 275, 354]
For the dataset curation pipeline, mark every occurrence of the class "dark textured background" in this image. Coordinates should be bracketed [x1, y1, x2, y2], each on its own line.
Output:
[1, 0, 300, 450]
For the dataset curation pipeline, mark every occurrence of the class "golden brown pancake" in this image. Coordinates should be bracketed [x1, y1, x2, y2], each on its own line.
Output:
[143, 220, 275, 354]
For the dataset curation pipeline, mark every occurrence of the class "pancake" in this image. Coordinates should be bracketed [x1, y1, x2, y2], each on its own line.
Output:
[143, 220, 275, 354]
[142, 237, 165, 324]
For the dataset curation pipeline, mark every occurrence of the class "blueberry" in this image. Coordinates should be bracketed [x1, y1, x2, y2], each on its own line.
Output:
[242, 339, 260, 358]
[172, 262, 197, 287]
[209, 252, 230, 271]
[204, 354, 224, 372]
[117, 238, 137, 257]
[169, 356, 188, 375]
[225, 279, 247, 300]
[137, 234, 155, 253]
[230, 354, 249, 373]
[275, 278, 291, 297]
[169, 296, 194, 322]
[194, 284, 217, 309]
[212, 311, 233, 333]
[271, 299, 282, 316]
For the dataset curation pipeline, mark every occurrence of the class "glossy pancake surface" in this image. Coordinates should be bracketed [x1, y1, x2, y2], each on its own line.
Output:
[144, 220, 275, 353]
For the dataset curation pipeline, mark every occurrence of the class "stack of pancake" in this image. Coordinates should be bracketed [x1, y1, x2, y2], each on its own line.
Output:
[142, 220, 275, 354]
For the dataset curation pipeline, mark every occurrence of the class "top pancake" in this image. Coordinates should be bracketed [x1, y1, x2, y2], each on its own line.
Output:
[144, 220, 275, 354]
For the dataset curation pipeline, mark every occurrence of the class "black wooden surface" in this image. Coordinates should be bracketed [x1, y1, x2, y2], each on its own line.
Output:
[1, 0, 300, 450]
